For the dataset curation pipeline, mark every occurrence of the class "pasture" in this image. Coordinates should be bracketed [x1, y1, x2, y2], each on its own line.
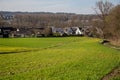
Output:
[0, 37, 120, 80]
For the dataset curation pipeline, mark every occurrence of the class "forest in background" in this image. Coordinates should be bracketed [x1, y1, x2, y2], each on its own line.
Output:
[0, 11, 97, 28]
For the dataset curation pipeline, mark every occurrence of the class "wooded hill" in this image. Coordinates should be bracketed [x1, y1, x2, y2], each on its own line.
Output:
[0, 11, 97, 28]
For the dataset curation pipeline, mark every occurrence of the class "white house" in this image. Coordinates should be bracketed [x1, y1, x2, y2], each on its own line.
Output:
[71, 27, 83, 35]
[75, 27, 83, 35]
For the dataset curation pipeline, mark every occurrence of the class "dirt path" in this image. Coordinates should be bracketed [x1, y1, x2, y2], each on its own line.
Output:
[101, 66, 120, 80]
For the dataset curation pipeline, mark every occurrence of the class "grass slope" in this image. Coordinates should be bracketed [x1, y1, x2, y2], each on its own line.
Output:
[0, 37, 120, 80]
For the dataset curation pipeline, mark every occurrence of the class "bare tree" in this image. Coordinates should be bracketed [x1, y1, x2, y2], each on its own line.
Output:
[93, 0, 113, 38]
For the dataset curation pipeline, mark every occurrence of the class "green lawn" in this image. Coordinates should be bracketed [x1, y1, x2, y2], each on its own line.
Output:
[0, 37, 120, 80]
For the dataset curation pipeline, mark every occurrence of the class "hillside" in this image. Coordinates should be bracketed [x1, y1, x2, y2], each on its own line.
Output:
[0, 37, 120, 80]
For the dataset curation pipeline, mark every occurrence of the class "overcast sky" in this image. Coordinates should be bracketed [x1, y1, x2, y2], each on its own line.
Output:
[0, 0, 119, 14]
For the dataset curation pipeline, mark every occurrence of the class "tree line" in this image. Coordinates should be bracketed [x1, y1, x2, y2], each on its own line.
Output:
[0, 12, 97, 28]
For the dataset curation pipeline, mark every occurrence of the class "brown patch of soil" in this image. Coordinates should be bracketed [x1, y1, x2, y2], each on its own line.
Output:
[101, 66, 120, 80]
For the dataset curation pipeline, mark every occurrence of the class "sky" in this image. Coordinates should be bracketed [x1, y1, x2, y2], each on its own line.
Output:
[0, 0, 119, 14]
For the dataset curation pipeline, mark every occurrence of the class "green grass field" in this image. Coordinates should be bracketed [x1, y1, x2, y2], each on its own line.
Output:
[0, 37, 120, 80]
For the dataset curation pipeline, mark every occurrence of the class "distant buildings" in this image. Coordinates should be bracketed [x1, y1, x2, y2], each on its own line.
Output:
[0, 26, 90, 38]
[0, 27, 15, 38]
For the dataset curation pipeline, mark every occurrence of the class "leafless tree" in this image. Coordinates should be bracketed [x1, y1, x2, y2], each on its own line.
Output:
[93, 0, 113, 38]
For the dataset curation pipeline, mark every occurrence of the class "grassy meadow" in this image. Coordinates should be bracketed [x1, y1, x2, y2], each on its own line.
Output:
[0, 37, 120, 80]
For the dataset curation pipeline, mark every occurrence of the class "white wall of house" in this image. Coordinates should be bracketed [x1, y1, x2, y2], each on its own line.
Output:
[75, 27, 83, 35]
